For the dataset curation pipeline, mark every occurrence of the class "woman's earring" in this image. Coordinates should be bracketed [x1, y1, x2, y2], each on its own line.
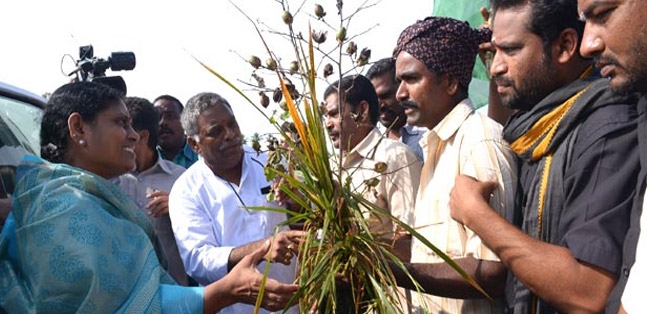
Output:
[78, 139, 86, 146]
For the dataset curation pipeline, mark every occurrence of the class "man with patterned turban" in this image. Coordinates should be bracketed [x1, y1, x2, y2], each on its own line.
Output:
[450, 0, 640, 313]
[390, 16, 518, 313]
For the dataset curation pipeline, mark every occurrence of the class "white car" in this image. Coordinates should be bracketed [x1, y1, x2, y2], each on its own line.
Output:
[0, 81, 45, 227]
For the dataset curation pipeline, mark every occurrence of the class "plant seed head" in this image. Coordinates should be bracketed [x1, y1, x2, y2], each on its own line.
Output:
[266, 58, 277, 71]
[336, 27, 347, 43]
[374, 162, 388, 174]
[365, 177, 380, 187]
[346, 41, 357, 55]
[279, 101, 289, 112]
[312, 30, 327, 44]
[289, 61, 299, 74]
[248, 55, 262, 69]
[356, 48, 371, 66]
[282, 11, 293, 25]
[314, 4, 326, 19]
[259, 92, 270, 108]
[323, 63, 334, 78]
[272, 87, 283, 103]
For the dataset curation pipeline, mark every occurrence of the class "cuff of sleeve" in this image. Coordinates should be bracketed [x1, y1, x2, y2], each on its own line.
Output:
[160, 284, 203, 314]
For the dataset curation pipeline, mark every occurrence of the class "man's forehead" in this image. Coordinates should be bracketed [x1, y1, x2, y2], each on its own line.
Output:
[155, 100, 181, 111]
[577, 0, 607, 20]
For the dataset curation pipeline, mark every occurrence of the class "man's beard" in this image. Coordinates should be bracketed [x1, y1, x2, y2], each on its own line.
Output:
[494, 56, 555, 111]
[612, 28, 647, 95]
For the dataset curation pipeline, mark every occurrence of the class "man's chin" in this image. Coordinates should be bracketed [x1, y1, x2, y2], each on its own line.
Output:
[610, 75, 646, 95]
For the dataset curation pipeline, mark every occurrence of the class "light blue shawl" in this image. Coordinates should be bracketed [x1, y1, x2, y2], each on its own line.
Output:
[0, 155, 202, 313]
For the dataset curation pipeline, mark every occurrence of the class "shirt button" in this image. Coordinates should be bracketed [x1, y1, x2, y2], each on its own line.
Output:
[624, 268, 630, 277]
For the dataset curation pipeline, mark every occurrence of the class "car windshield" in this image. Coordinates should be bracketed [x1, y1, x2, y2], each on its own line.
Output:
[0, 95, 42, 196]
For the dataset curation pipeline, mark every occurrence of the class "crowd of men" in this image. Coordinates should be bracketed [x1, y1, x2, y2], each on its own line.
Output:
[4, 0, 644, 313]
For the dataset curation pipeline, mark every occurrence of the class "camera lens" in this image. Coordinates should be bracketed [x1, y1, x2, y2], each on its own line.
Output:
[109, 52, 136, 71]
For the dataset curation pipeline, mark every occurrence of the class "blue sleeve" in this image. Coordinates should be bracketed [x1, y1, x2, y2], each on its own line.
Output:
[160, 284, 204, 314]
[1, 213, 18, 261]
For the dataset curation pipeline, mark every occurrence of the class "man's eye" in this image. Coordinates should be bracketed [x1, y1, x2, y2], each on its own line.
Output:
[592, 8, 613, 23]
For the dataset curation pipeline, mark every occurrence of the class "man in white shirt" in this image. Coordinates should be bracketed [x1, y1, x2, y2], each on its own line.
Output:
[168, 92, 303, 314]
[322, 74, 422, 250]
[113, 97, 189, 285]
[391, 17, 517, 314]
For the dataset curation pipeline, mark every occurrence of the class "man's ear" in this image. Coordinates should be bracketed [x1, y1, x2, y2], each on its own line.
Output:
[356, 100, 370, 122]
[554, 28, 579, 64]
[138, 130, 150, 143]
[443, 74, 460, 96]
[187, 136, 200, 154]
[67, 112, 85, 142]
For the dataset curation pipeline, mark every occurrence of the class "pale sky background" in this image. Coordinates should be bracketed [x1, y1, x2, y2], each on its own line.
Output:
[0, 0, 434, 138]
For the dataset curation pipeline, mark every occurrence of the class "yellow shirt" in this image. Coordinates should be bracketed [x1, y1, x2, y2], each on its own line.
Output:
[411, 99, 517, 313]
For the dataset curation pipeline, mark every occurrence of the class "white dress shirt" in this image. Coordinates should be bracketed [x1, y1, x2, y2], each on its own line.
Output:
[169, 149, 297, 314]
[113, 155, 188, 285]
[342, 127, 422, 233]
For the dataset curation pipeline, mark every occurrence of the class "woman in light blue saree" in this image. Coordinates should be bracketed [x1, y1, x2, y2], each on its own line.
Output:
[0, 82, 297, 314]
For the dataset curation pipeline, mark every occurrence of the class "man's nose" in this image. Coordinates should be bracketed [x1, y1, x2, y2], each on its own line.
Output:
[580, 27, 604, 59]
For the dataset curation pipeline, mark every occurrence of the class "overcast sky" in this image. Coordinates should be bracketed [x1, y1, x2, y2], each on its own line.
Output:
[1, 0, 433, 137]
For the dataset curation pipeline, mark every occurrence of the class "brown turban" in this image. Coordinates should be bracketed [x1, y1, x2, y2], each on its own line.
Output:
[394, 16, 492, 91]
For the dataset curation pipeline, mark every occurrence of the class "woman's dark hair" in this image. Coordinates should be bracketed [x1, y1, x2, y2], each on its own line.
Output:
[323, 74, 380, 126]
[41, 81, 124, 163]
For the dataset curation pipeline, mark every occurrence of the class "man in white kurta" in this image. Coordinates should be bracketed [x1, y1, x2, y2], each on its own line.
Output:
[169, 92, 299, 314]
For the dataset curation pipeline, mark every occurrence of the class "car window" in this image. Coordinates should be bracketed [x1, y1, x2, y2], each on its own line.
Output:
[0, 95, 42, 196]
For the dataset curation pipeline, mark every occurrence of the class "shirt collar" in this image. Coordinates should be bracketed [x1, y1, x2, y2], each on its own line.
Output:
[156, 152, 178, 174]
[344, 127, 382, 165]
[134, 152, 175, 176]
[181, 140, 196, 157]
[432, 98, 474, 141]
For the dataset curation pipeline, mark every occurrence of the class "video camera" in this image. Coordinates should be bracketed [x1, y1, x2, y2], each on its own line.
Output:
[69, 45, 136, 94]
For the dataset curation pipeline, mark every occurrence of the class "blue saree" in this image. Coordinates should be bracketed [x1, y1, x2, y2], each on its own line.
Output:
[0, 155, 203, 313]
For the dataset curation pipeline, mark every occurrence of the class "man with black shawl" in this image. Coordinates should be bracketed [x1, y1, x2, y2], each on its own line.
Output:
[449, 0, 639, 313]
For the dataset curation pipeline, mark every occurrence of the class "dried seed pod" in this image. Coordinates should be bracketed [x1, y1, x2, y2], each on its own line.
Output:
[248, 55, 262, 69]
[346, 41, 357, 55]
[314, 4, 326, 19]
[266, 58, 277, 71]
[272, 87, 283, 103]
[251, 73, 265, 88]
[323, 63, 334, 78]
[279, 101, 289, 112]
[252, 139, 261, 153]
[289, 61, 299, 75]
[356, 47, 371, 66]
[336, 27, 347, 43]
[259, 91, 270, 108]
[365, 177, 380, 188]
[289, 87, 300, 100]
[374, 162, 388, 174]
[282, 11, 293, 25]
[312, 30, 327, 44]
